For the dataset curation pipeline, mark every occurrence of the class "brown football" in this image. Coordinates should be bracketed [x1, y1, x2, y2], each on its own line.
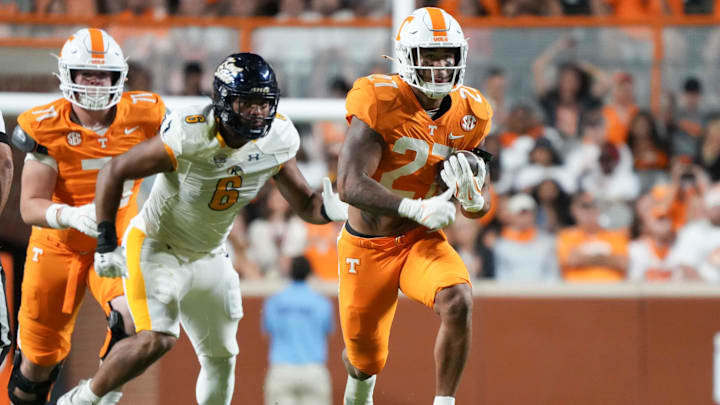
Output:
[436, 150, 481, 190]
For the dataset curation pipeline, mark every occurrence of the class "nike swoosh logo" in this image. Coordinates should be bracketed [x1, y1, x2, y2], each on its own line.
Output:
[124, 126, 139, 134]
[449, 133, 464, 140]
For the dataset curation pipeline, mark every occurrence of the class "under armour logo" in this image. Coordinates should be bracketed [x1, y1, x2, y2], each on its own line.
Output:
[248, 153, 261, 161]
[346, 258, 360, 274]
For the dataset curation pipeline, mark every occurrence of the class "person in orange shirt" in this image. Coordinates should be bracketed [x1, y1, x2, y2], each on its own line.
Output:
[336, 7, 493, 405]
[603, 72, 638, 145]
[556, 192, 629, 281]
[7, 29, 165, 405]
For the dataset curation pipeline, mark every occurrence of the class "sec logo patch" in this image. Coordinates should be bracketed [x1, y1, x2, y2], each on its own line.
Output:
[461, 115, 477, 131]
[66, 132, 82, 146]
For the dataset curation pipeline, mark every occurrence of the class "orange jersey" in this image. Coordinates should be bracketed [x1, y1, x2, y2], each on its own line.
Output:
[346, 74, 493, 200]
[17, 92, 165, 251]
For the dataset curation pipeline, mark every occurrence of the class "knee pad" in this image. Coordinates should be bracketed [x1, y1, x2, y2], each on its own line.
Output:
[7, 352, 62, 405]
[101, 309, 130, 360]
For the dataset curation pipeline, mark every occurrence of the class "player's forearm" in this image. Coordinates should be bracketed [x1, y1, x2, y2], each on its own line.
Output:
[0, 146, 12, 215]
[95, 159, 127, 224]
[338, 173, 403, 216]
[295, 192, 328, 225]
[19, 196, 54, 227]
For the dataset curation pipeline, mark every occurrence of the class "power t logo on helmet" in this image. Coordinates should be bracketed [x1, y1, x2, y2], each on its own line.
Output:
[56, 28, 128, 110]
[395, 7, 468, 100]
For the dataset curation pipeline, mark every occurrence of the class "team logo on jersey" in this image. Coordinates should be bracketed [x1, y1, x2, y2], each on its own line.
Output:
[213, 154, 227, 168]
[460, 115, 477, 131]
[227, 165, 243, 176]
[66, 132, 82, 146]
[248, 153, 261, 161]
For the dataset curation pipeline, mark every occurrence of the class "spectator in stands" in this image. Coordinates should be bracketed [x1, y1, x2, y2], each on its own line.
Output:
[699, 113, 720, 182]
[447, 215, 484, 279]
[223, 0, 259, 16]
[514, 137, 573, 193]
[626, 110, 670, 192]
[494, 193, 559, 282]
[483, 67, 510, 128]
[532, 178, 574, 233]
[126, 61, 153, 92]
[638, 157, 710, 231]
[603, 72, 638, 145]
[667, 184, 720, 281]
[180, 61, 207, 96]
[556, 192, 629, 282]
[546, 0, 601, 15]
[673, 77, 706, 158]
[628, 206, 678, 281]
[227, 213, 263, 279]
[247, 186, 307, 278]
[580, 141, 641, 203]
[262, 256, 334, 405]
[532, 34, 601, 139]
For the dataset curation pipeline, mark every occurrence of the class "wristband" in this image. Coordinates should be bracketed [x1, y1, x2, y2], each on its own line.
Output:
[320, 204, 331, 222]
[45, 204, 67, 229]
[96, 221, 118, 254]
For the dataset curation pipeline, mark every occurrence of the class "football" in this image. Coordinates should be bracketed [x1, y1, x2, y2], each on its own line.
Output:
[436, 150, 482, 190]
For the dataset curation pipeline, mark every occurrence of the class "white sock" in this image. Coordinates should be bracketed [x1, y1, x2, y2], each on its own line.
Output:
[79, 379, 101, 403]
[196, 355, 236, 405]
[433, 396, 455, 405]
[344, 374, 376, 405]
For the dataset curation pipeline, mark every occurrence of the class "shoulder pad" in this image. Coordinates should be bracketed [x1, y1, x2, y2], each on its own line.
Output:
[11, 126, 47, 154]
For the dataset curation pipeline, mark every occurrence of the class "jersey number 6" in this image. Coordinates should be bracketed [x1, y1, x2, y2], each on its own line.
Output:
[208, 176, 243, 211]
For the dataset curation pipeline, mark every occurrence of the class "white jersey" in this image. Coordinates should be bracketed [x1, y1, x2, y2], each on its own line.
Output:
[140, 104, 300, 254]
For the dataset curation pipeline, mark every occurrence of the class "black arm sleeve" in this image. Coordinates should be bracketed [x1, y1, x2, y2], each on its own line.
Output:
[0, 131, 7, 146]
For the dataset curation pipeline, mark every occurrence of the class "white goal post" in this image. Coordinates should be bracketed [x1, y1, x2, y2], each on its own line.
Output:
[0, 92, 347, 123]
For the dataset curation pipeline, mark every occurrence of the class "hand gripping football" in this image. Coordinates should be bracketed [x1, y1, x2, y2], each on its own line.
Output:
[436, 150, 481, 191]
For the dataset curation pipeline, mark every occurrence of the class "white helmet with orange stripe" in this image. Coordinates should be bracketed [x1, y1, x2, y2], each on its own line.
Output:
[395, 7, 467, 99]
[56, 28, 128, 110]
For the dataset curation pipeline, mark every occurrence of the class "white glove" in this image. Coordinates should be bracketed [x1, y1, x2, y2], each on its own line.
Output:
[56, 203, 99, 237]
[94, 246, 128, 278]
[321, 177, 348, 221]
[398, 187, 456, 230]
[440, 153, 486, 213]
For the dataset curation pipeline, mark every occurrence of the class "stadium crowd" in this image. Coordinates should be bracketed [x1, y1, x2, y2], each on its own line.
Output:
[3, 0, 720, 18]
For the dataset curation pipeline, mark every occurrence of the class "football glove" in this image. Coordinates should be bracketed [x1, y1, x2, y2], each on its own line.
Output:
[321, 177, 348, 221]
[398, 186, 456, 230]
[94, 221, 127, 278]
[440, 153, 486, 213]
[53, 203, 99, 238]
[94, 247, 127, 279]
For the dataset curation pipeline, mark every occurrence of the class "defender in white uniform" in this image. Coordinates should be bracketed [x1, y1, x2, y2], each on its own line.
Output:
[58, 53, 348, 405]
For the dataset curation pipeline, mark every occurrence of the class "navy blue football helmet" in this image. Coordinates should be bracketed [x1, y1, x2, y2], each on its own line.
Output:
[213, 53, 280, 140]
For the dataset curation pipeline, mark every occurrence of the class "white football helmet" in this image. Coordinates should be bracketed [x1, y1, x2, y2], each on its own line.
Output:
[56, 28, 127, 110]
[395, 7, 468, 99]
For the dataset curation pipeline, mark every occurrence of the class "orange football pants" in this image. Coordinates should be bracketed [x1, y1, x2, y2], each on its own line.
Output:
[337, 225, 471, 375]
[18, 232, 123, 366]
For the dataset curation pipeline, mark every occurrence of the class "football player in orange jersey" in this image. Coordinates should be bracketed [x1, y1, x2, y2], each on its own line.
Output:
[7, 29, 165, 405]
[336, 7, 493, 405]
[0, 109, 13, 367]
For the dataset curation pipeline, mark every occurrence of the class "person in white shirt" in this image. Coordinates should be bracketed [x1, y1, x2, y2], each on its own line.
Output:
[494, 193, 559, 282]
[628, 207, 677, 281]
[58, 53, 348, 405]
[667, 185, 720, 281]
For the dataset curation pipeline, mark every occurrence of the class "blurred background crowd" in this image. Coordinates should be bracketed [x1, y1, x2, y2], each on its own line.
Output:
[1, 0, 720, 285]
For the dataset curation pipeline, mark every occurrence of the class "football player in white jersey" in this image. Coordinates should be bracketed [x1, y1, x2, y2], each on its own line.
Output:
[58, 53, 348, 405]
